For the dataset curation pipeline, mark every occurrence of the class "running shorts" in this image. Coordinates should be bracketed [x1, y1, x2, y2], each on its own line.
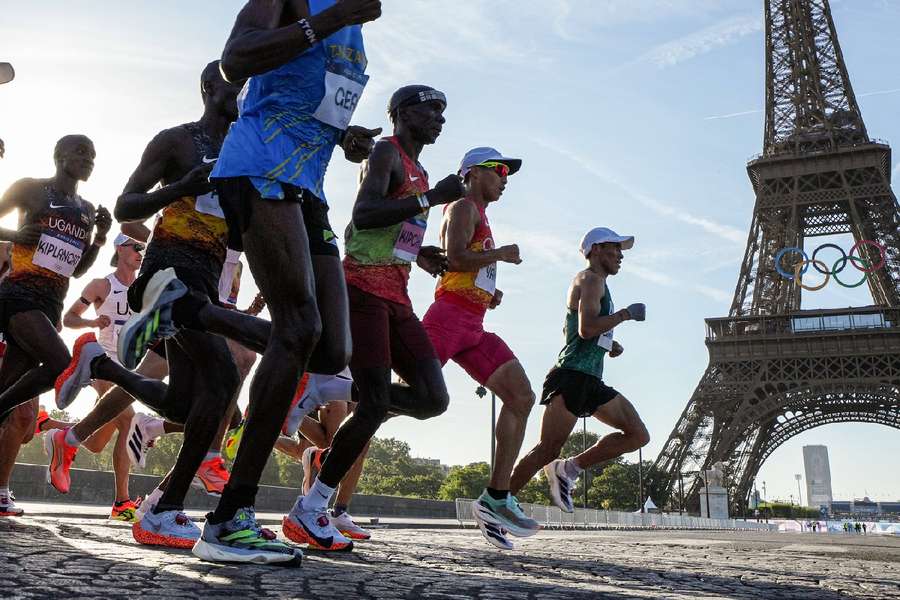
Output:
[215, 176, 339, 257]
[422, 297, 516, 386]
[540, 367, 619, 418]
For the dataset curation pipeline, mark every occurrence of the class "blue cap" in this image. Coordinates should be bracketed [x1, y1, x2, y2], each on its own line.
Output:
[458, 147, 522, 178]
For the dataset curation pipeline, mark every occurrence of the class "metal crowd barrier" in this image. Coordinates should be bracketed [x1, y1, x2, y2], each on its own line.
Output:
[454, 498, 778, 532]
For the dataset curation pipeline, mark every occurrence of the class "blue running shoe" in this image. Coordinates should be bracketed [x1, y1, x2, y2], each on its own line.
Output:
[117, 268, 186, 369]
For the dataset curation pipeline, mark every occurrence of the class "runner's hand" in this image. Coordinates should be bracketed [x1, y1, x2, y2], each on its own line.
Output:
[428, 174, 466, 205]
[416, 245, 448, 277]
[498, 244, 522, 265]
[95, 315, 112, 329]
[343, 126, 382, 163]
[331, 0, 382, 26]
[177, 162, 215, 197]
[244, 292, 267, 316]
[609, 340, 624, 357]
[489, 289, 504, 310]
[94, 206, 113, 239]
[624, 303, 646, 321]
[11, 224, 42, 246]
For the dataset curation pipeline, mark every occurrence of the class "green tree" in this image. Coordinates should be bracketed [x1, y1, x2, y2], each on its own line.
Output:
[588, 459, 669, 511]
[355, 437, 446, 499]
[438, 462, 490, 500]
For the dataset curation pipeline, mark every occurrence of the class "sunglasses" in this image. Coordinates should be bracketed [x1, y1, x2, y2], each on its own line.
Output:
[123, 243, 145, 253]
[477, 161, 510, 178]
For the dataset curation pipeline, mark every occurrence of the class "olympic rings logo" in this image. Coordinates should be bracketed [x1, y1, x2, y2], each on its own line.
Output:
[774, 240, 886, 291]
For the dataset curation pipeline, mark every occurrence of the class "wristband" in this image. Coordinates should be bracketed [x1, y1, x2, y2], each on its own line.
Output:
[416, 193, 430, 211]
[298, 18, 318, 46]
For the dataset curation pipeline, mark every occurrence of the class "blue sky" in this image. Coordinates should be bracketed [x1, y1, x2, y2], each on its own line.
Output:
[1, 0, 897, 504]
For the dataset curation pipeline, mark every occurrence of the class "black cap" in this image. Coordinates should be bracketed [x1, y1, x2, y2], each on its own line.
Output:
[387, 85, 447, 115]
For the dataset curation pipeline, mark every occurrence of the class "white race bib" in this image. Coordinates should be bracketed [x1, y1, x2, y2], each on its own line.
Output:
[475, 262, 497, 295]
[32, 233, 83, 277]
[312, 61, 369, 131]
[393, 216, 427, 262]
[195, 191, 225, 219]
[597, 297, 615, 351]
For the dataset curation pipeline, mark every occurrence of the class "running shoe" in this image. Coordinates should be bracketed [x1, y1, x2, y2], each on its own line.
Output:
[283, 497, 351, 551]
[34, 409, 50, 436]
[110, 499, 140, 523]
[117, 268, 187, 369]
[544, 459, 576, 513]
[193, 507, 303, 565]
[223, 420, 244, 461]
[126, 413, 162, 469]
[282, 373, 312, 436]
[301, 446, 324, 495]
[472, 491, 540, 545]
[192, 455, 230, 496]
[44, 428, 78, 493]
[0, 491, 23, 517]
[55, 333, 106, 409]
[135, 487, 163, 521]
[330, 511, 371, 541]
[132, 509, 200, 549]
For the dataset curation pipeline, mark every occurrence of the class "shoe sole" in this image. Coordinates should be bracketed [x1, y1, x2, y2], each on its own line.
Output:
[473, 511, 514, 550]
[192, 538, 303, 566]
[132, 521, 197, 549]
[44, 431, 70, 494]
[0, 509, 24, 517]
[117, 269, 187, 369]
[55, 334, 104, 410]
[472, 499, 539, 539]
[283, 516, 353, 551]
[339, 530, 371, 541]
[544, 461, 575, 514]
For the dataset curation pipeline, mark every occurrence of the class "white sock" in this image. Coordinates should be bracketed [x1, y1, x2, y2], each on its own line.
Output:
[204, 451, 220, 461]
[65, 428, 82, 447]
[145, 417, 165, 439]
[563, 457, 583, 480]
[301, 478, 335, 512]
[0, 486, 9, 497]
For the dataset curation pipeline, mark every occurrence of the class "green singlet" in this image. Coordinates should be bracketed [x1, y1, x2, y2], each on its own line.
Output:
[556, 283, 613, 378]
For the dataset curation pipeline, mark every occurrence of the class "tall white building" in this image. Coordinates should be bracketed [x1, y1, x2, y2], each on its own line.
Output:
[803, 445, 833, 509]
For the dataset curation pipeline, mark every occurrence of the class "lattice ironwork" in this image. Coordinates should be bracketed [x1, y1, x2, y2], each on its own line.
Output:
[653, 0, 900, 514]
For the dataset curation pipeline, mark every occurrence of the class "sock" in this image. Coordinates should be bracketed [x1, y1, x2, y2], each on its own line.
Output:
[145, 417, 166, 439]
[209, 483, 258, 524]
[65, 428, 83, 447]
[0, 486, 9, 497]
[301, 479, 335, 512]
[332, 503, 348, 517]
[204, 451, 220, 461]
[563, 457, 584, 480]
[486, 487, 509, 501]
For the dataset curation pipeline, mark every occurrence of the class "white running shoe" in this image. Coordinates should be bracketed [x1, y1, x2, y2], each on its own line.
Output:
[132, 509, 200, 549]
[55, 333, 106, 409]
[0, 490, 23, 517]
[126, 413, 161, 469]
[283, 497, 351, 550]
[330, 511, 372, 541]
[134, 486, 164, 521]
[544, 459, 576, 513]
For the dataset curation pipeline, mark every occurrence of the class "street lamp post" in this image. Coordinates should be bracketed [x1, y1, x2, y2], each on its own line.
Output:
[582, 417, 588, 509]
[795, 473, 803, 507]
[637, 447, 644, 513]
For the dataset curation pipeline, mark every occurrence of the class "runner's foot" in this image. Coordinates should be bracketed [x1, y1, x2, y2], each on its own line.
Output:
[126, 413, 162, 469]
[0, 491, 23, 517]
[132, 509, 200, 549]
[472, 490, 540, 544]
[193, 507, 303, 565]
[110, 499, 140, 523]
[192, 455, 230, 496]
[544, 459, 576, 513]
[55, 333, 106, 409]
[117, 268, 187, 369]
[330, 511, 371, 541]
[44, 428, 78, 493]
[283, 496, 351, 550]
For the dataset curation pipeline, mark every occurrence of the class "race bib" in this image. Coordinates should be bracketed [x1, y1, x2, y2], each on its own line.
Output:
[597, 297, 615, 351]
[393, 217, 426, 262]
[312, 61, 369, 130]
[475, 262, 497, 295]
[195, 191, 225, 219]
[32, 233, 83, 277]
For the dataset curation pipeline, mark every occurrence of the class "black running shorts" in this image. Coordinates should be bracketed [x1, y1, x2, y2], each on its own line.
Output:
[540, 367, 619, 418]
[215, 176, 340, 257]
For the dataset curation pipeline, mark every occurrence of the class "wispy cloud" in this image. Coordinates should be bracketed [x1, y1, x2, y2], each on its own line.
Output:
[701, 88, 900, 121]
[642, 14, 761, 69]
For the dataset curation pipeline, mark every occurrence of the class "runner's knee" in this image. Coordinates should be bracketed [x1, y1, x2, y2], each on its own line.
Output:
[8, 403, 36, 439]
[231, 346, 257, 379]
[416, 384, 449, 419]
[504, 390, 535, 419]
[271, 311, 322, 362]
[627, 420, 650, 449]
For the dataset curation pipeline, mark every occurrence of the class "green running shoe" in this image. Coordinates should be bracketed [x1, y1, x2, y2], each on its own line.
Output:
[193, 507, 302, 566]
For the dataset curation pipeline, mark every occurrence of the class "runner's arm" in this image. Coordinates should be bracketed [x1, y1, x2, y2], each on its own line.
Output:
[0, 178, 41, 244]
[73, 206, 111, 278]
[221, 0, 381, 82]
[352, 142, 417, 229]
[444, 201, 510, 271]
[116, 130, 206, 222]
[577, 274, 630, 339]
[120, 222, 151, 243]
[63, 279, 109, 329]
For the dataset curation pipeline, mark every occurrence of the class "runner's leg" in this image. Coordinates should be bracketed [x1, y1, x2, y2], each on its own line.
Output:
[575, 394, 649, 468]
[484, 359, 535, 490]
[509, 395, 577, 494]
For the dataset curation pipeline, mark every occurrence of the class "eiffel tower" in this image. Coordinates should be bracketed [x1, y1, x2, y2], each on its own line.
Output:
[653, 0, 900, 513]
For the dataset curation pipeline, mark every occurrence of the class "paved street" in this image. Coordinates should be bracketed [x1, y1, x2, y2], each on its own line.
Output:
[2, 508, 899, 599]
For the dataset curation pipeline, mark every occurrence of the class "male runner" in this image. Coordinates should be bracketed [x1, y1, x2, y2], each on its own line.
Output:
[57, 232, 150, 520]
[421, 147, 540, 550]
[508, 228, 649, 515]
[288, 84, 464, 549]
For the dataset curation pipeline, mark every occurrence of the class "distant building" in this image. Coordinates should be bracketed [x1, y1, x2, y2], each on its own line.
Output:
[412, 457, 451, 475]
[829, 498, 899, 519]
[803, 445, 833, 509]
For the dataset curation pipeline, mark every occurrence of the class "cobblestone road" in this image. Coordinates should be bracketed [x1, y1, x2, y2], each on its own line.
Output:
[2, 513, 899, 599]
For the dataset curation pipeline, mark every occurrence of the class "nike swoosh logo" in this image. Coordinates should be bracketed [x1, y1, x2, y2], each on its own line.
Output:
[202, 156, 218, 164]
[49, 202, 66, 209]
[112, 290, 124, 294]
[410, 176, 420, 182]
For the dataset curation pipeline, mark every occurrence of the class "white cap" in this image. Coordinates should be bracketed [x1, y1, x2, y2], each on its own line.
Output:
[113, 233, 133, 247]
[580, 227, 634, 257]
[459, 147, 522, 178]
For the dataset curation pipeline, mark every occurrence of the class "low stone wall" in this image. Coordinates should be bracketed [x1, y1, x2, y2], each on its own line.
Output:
[11, 463, 456, 518]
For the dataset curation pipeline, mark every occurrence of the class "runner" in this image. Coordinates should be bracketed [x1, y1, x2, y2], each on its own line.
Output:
[508, 228, 649, 518]
[421, 147, 540, 550]
[288, 84, 463, 549]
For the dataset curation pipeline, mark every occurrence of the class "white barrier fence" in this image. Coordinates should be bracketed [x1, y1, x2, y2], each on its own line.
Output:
[455, 498, 778, 532]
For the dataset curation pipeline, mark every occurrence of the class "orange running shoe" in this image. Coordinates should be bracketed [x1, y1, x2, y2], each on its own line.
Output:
[192, 455, 230, 496]
[301, 446, 325, 495]
[110, 499, 140, 523]
[44, 428, 78, 493]
[282, 514, 353, 552]
[132, 509, 200, 549]
[34, 409, 50, 436]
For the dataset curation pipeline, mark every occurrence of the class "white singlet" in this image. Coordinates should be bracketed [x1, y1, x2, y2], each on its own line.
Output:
[96, 273, 132, 357]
